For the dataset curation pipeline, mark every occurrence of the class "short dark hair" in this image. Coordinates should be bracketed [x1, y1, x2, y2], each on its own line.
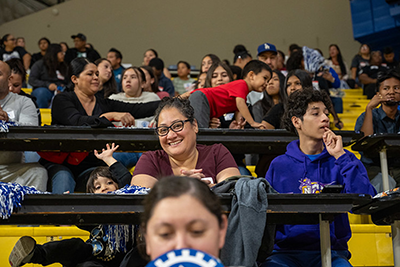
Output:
[242, 60, 272, 79]
[6, 58, 26, 83]
[38, 37, 51, 46]
[384, 46, 394, 55]
[283, 87, 332, 134]
[86, 166, 119, 193]
[177, 60, 190, 70]
[109, 47, 122, 60]
[229, 65, 243, 80]
[154, 97, 195, 126]
[149, 58, 164, 71]
[289, 44, 301, 54]
[376, 69, 400, 92]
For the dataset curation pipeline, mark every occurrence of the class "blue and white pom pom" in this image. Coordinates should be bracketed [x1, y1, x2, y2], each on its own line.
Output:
[146, 249, 224, 267]
[0, 182, 48, 219]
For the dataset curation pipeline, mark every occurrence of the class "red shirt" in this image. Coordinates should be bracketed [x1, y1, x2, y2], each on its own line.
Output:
[192, 80, 249, 118]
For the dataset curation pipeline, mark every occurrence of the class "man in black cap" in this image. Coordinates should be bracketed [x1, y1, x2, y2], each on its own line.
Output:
[64, 33, 101, 64]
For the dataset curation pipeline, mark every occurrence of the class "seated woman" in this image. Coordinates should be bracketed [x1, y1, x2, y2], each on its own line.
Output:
[109, 67, 160, 109]
[94, 58, 118, 99]
[140, 65, 169, 99]
[120, 176, 228, 266]
[131, 97, 240, 188]
[29, 43, 68, 108]
[142, 48, 172, 79]
[38, 58, 160, 193]
[262, 69, 312, 130]
[252, 70, 286, 123]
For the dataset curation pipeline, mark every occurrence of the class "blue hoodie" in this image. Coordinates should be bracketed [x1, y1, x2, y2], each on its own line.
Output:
[266, 140, 376, 252]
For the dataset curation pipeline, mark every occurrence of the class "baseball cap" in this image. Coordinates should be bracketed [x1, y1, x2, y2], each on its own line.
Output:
[257, 43, 277, 56]
[71, 33, 87, 41]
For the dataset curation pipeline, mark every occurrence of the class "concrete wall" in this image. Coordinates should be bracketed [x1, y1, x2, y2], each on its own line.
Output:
[0, 0, 360, 69]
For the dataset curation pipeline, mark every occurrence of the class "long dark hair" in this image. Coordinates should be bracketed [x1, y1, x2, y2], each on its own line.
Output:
[328, 44, 347, 76]
[140, 65, 160, 94]
[65, 57, 91, 91]
[43, 43, 68, 79]
[200, 54, 221, 74]
[94, 58, 117, 98]
[6, 58, 26, 83]
[204, 62, 233, 88]
[286, 50, 304, 72]
[1, 34, 11, 49]
[259, 70, 286, 115]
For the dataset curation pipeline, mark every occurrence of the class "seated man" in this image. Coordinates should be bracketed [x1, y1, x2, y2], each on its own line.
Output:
[355, 69, 400, 189]
[263, 88, 376, 267]
[0, 60, 47, 191]
[359, 51, 388, 99]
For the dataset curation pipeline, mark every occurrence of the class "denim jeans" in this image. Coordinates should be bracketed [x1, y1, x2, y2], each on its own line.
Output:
[31, 87, 54, 108]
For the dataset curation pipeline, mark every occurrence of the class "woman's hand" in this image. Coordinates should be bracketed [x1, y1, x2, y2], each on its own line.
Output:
[181, 168, 205, 179]
[102, 112, 136, 127]
[323, 128, 345, 159]
[94, 143, 119, 166]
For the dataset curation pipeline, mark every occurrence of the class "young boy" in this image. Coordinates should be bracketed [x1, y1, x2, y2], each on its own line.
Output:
[263, 88, 376, 267]
[173, 60, 195, 95]
[355, 69, 400, 187]
[188, 60, 271, 129]
[9, 167, 140, 267]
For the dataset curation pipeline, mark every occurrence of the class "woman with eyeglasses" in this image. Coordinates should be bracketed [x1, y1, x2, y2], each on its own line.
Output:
[131, 97, 239, 188]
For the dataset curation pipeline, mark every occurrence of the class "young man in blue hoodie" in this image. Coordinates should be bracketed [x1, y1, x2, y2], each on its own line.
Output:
[263, 88, 376, 267]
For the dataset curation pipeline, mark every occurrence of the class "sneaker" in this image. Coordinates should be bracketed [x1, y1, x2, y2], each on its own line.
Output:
[9, 236, 36, 267]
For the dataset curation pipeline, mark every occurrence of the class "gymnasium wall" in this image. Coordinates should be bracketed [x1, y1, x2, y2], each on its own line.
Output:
[0, 0, 361, 69]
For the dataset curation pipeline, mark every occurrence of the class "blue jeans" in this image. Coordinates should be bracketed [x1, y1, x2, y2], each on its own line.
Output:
[40, 159, 97, 194]
[261, 250, 351, 267]
[238, 166, 252, 176]
[31, 87, 54, 108]
[113, 152, 142, 170]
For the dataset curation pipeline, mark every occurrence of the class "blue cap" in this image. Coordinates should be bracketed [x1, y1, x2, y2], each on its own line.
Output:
[257, 43, 277, 56]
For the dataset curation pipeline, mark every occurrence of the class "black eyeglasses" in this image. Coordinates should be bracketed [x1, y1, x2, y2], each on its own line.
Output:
[156, 119, 191, 136]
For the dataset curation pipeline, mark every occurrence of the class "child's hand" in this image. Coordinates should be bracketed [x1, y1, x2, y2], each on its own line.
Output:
[94, 143, 119, 166]
[250, 122, 266, 129]
[323, 128, 345, 159]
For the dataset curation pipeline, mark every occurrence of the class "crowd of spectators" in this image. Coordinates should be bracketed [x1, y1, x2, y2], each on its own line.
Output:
[2, 31, 400, 266]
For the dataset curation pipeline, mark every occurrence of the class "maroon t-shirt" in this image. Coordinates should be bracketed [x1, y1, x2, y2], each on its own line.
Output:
[132, 144, 238, 183]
